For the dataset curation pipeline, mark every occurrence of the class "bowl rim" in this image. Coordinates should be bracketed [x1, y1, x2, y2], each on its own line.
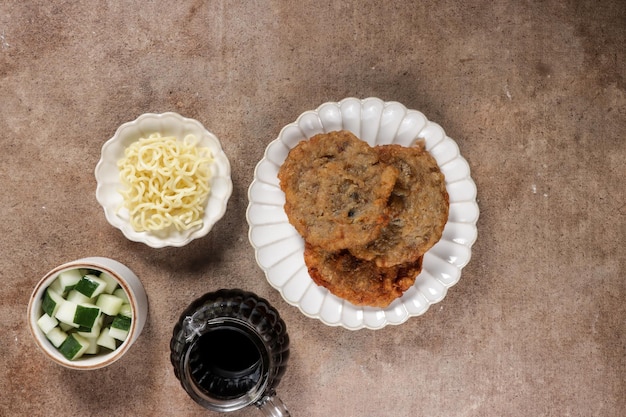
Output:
[27, 258, 145, 370]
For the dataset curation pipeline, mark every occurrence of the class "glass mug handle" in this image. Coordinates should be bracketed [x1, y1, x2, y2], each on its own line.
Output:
[256, 389, 291, 417]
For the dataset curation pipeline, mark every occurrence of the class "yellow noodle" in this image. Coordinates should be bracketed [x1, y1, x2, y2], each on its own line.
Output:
[117, 133, 213, 233]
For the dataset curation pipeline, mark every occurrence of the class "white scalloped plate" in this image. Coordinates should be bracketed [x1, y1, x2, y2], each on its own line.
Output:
[95, 112, 233, 248]
[246, 98, 478, 330]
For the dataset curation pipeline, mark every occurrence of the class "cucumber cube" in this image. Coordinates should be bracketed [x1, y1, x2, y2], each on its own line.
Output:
[109, 315, 131, 341]
[111, 314, 131, 331]
[75, 275, 107, 298]
[99, 272, 118, 294]
[58, 334, 90, 360]
[37, 313, 58, 334]
[95, 294, 124, 316]
[42, 289, 64, 317]
[59, 322, 74, 332]
[54, 301, 80, 327]
[77, 315, 103, 338]
[119, 303, 132, 318]
[96, 327, 117, 351]
[113, 288, 129, 303]
[74, 304, 101, 328]
[109, 327, 129, 342]
[45, 327, 68, 348]
[55, 300, 100, 329]
[66, 289, 93, 305]
[49, 269, 83, 295]
[84, 336, 99, 355]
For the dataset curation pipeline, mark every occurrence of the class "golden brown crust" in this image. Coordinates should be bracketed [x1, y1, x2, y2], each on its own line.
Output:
[278, 130, 398, 251]
[304, 243, 423, 308]
[278, 131, 448, 308]
[349, 144, 449, 267]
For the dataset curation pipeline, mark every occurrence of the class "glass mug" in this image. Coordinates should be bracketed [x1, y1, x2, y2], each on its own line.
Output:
[170, 289, 291, 416]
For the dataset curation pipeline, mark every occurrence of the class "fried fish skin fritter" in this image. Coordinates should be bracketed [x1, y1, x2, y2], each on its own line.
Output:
[278, 130, 398, 251]
[349, 144, 449, 267]
[304, 243, 423, 308]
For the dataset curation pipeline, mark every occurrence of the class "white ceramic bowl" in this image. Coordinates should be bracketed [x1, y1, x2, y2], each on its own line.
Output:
[95, 112, 233, 248]
[27, 257, 148, 370]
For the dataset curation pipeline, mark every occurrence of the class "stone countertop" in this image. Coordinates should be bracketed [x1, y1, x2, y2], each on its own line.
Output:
[1, 1, 624, 416]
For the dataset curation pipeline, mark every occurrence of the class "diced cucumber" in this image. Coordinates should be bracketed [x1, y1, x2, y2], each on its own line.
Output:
[77, 315, 103, 338]
[42, 288, 65, 317]
[49, 269, 83, 295]
[59, 322, 74, 332]
[38, 267, 135, 361]
[99, 272, 118, 294]
[113, 287, 129, 303]
[109, 315, 131, 341]
[66, 289, 93, 305]
[58, 333, 90, 360]
[54, 300, 100, 329]
[96, 327, 117, 351]
[48, 280, 64, 295]
[109, 327, 129, 342]
[111, 314, 131, 331]
[37, 313, 59, 334]
[95, 294, 124, 316]
[84, 336, 99, 355]
[45, 327, 68, 348]
[119, 303, 132, 318]
[75, 274, 107, 298]
[74, 304, 101, 328]
[54, 301, 80, 328]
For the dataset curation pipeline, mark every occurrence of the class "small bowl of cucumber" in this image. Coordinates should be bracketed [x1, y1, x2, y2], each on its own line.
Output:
[27, 257, 148, 370]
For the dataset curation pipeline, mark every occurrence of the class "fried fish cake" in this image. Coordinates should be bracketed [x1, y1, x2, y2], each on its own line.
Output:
[278, 130, 398, 251]
[349, 144, 449, 267]
[304, 242, 423, 308]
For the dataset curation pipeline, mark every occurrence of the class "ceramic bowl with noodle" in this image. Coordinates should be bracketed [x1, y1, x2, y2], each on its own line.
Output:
[95, 112, 232, 248]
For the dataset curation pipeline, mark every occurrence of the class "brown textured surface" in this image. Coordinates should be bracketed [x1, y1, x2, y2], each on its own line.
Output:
[279, 130, 398, 251]
[350, 143, 449, 267]
[304, 243, 423, 308]
[1, 1, 624, 416]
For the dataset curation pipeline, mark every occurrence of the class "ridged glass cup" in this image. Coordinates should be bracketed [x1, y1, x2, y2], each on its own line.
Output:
[170, 289, 290, 416]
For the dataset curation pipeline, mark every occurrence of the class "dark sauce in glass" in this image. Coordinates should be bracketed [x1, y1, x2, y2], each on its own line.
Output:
[188, 326, 262, 399]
